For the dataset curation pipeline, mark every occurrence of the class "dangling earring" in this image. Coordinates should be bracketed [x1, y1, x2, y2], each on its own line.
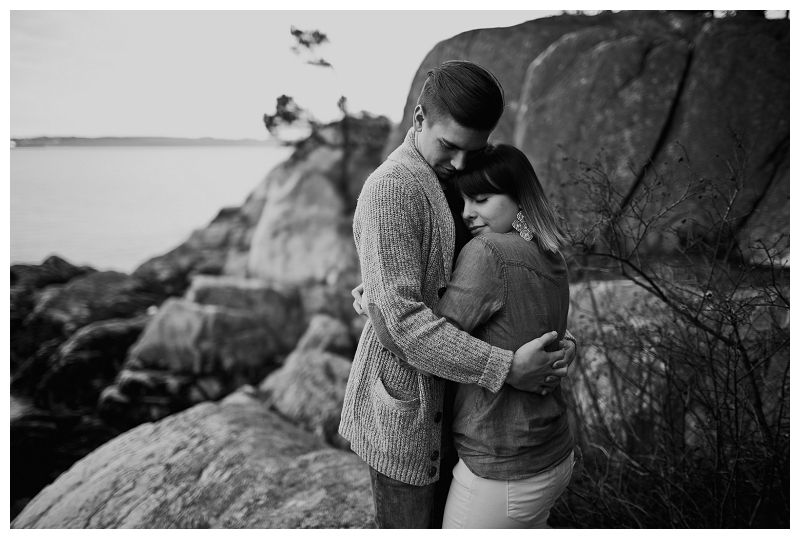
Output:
[512, 211, 534, 241]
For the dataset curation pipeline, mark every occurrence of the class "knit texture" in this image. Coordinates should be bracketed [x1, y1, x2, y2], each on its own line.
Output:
[339, 128, 514, 486]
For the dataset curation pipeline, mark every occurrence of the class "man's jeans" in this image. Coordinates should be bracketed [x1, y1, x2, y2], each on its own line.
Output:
[368, 467, 436, 528]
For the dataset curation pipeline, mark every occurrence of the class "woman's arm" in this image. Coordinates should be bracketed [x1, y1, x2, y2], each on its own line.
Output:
[436, 237, 505, 334]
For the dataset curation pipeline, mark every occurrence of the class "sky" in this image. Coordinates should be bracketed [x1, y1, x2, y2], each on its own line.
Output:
[10, 8, 567, 140]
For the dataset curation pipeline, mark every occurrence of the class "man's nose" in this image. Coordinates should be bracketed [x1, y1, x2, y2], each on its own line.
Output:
[451, 151, 468, 171]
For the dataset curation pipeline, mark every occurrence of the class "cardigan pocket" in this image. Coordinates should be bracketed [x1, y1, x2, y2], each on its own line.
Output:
[372, 375, 422, 453]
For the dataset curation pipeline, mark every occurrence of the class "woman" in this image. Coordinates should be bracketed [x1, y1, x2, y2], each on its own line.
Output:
[439, 143, 574, 528]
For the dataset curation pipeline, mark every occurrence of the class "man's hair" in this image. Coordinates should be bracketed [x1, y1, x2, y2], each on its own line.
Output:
[452, 143, 567, 252]
[416, 60, 505, 131]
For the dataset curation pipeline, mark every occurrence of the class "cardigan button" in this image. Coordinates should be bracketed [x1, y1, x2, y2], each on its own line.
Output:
[431, 450, 440, 461]
[428, 466, 437, 477]
[434, 412, 442, 423]
[437, 286, 446, 298]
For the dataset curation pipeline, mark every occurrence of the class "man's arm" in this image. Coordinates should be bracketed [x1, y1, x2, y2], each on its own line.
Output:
[354, 174, 565, 393]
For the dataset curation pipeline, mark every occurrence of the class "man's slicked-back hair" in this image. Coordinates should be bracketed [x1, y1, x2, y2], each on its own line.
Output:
[417, 60, 505, 131]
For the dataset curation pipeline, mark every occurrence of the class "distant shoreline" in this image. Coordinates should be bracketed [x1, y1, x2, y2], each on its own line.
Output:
[11, 136, 283, 148]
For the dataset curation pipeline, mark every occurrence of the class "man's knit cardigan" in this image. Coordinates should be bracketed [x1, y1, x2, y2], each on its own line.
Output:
[339, 128, 514, 486]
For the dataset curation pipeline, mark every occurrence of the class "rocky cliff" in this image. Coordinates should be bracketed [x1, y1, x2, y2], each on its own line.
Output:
[387, 11, 788, 264]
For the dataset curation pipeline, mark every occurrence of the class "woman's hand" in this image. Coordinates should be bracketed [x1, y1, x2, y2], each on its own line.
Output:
[508, 332, 576, 396]
[539, 338, 576, 395]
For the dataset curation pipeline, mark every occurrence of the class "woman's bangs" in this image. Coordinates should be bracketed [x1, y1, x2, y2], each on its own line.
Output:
[452, 169, 503, 199]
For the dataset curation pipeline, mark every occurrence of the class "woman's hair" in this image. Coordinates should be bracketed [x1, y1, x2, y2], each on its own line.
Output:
[452, 143, 567, 252]
[417, 60, 505, 131]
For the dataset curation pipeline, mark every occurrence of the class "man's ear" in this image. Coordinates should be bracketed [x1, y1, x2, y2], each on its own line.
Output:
[412, 104, 425, 131]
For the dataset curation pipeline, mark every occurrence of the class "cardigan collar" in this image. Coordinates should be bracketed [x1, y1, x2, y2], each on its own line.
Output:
[387, 127, 455, 281]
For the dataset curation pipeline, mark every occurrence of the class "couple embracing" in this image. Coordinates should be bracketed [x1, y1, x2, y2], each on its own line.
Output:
[340, 60, 577, 529]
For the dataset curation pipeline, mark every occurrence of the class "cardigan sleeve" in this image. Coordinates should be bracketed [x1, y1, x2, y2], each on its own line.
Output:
[355, 173, 512, 393]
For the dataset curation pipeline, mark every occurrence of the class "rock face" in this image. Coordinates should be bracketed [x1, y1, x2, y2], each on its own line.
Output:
[386, 12, 789, 263]
[12, 389, 374, 529]
[258, 314, 356, 448]
[97, 282, 305, 428]
[247, 116, 391, 286]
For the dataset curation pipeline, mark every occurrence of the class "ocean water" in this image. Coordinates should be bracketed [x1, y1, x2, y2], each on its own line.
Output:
[10, 146, 293, 273]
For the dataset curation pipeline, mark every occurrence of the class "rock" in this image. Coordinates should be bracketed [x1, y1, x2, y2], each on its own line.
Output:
[648, 16, 789, 263]
[247, 116, 390, 286]
[13, 271, 159, 398]
[97, 369, 194, 428]
[12, 391, 374, 528]
[246, 144, 358, 286]
[125, 297, 285, 375]
[11, 256, 96, 368]
[185, 275, 306, 351]
[97, 293, 297, 428]
[25, 271, 160, 338]
[10, 396, 119, 521]
[131, 242, 225, 298]
[294, 313, 355, 357]
[516, 29, 689, 235]
[387, 12, 788, 263]
[11, 255, 95, 290]
[34, 315, 151, 412]
[259, 348, 352, 448]
[298, 282, 363, 328]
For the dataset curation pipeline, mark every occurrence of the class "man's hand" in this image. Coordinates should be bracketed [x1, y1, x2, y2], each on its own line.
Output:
[506, 331, 570, 395]
[351, 283, 369, 318]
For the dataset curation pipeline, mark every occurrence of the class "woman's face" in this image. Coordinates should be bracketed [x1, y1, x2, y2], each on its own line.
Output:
[461, 192, 519, 236]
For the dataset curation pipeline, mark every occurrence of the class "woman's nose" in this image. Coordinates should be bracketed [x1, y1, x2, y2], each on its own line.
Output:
[462, 201, 475, 220]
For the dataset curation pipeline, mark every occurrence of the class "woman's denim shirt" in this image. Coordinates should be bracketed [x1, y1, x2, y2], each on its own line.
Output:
[437, 231, 573, 480]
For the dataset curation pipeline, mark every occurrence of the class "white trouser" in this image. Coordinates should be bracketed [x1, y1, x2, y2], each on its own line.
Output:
[442, 451, 574, 529]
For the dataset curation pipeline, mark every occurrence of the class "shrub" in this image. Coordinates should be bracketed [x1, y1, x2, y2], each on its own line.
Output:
[551, 140, 789, 528]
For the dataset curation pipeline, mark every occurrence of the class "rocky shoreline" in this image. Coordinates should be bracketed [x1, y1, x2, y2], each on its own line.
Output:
[11, 11, 788, 528]
[11, 115, 390, 525]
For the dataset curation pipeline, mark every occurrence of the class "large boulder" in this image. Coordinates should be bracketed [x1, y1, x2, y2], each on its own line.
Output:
[259, 349, 352, 449]
[387, 12, 788, 264]
[10, 395, 119, 521]
[184, 274, 306, 351]
[247, 116, 390, 286]
[258, 315, 355, 447]
[125, 297, 287, 376]
[12, 389, 374, 529]
[98, 294, 295, 428]
[516, 29, 688, 233]
[129, 167, 281, 295]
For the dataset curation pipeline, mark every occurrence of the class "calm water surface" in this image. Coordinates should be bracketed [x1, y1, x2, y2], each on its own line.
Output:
[11, 146, 293, 273]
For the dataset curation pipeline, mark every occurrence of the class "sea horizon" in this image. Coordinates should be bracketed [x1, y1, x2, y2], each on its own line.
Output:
[10, 145, 294, 273]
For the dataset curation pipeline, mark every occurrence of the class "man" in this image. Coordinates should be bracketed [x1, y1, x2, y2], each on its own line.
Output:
[339, 60, 576, 529]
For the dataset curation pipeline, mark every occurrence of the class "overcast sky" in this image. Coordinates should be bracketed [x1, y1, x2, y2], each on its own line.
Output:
[10, 9, 566, 140]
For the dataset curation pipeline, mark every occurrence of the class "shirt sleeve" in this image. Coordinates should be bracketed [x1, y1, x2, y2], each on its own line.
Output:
[436, 237, 505, 333]
[355, 174, 512, 393]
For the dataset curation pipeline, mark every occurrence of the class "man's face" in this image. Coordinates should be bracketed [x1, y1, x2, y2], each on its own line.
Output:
[413, 105, 491, 182]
